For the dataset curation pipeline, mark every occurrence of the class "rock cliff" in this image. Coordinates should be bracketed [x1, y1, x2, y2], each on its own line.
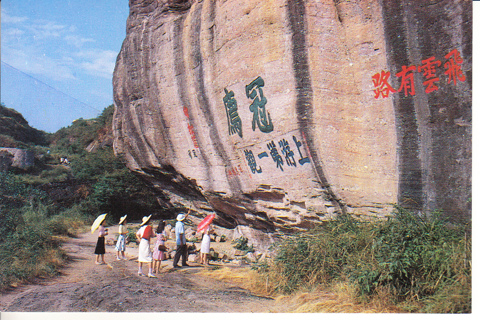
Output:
[112, 0, 472, 235]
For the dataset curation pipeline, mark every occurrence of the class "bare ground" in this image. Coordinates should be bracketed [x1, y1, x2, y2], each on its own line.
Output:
[0, 231, 286, 313]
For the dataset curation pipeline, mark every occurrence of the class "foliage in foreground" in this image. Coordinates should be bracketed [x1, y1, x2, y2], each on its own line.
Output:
[254, 208, 471, 313]
[0, 172, 89, 291]
[0, 105, 162, 290]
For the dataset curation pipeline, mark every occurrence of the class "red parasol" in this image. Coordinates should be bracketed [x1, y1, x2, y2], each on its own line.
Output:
[197, 214, 215, 232]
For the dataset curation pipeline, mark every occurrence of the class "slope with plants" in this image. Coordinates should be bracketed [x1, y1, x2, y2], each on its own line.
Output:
[0, 103, 49, 148]
[0, 105, 163, 291]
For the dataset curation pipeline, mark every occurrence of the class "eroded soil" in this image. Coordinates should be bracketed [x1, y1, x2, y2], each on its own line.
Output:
[0, 231, 284, 313]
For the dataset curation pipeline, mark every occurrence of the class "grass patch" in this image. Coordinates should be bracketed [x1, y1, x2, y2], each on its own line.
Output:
[246, 207, 471, 313]
[0, 172, 89, 291]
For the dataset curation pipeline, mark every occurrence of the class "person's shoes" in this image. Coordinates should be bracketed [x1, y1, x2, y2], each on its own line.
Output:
[116, 257, 121, 261]
[173, 265, 181, 268]
[138, 272, 145, 277]
[147, 273, 157, 278]
[182, 264, 190, 267]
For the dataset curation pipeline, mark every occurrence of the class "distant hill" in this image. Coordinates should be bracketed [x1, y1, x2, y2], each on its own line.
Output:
[49, 105, 114, 153]
[0, 103, 49, 147]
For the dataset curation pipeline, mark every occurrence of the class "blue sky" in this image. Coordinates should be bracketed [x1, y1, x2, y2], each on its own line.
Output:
[1, 1, 129, 133]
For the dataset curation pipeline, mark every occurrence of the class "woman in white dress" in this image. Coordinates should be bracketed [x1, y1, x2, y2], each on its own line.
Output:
[200, 225, 213, 265]
[135, 215, 156, 278]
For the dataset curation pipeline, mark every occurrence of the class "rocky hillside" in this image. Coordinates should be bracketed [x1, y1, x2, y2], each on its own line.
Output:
[0, 104, 48, 171]
[112, 0, 472, 236]
[0, 104, 48, 147]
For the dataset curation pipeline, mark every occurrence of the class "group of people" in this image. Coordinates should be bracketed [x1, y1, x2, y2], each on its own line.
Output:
[93, 208, 214, 278]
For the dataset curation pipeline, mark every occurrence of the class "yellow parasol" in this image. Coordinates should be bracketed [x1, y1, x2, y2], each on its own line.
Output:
[91, 213, 107, 234]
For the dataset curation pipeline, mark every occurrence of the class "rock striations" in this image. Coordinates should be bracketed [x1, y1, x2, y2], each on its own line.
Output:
[112, 0, 472, 237]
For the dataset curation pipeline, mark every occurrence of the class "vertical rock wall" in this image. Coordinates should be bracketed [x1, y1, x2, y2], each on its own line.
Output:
[113, 0, 471, 232]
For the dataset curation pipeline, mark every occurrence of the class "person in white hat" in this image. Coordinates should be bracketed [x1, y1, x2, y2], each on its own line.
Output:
[172, 208, 191, 268]
[115, 215, 128, 260]
[135, 215, 156, 277]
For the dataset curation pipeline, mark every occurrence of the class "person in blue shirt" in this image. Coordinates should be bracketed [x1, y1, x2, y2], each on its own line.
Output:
[172, 208, 190, 268]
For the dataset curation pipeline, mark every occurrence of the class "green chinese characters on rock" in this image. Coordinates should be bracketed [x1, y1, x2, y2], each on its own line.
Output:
[245, 76, 273, 133]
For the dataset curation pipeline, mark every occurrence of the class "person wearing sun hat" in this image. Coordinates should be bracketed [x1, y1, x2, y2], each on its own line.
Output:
[135, 215, 156, 277]
[115, 215, 128, 260]
[172, 208, 191, 268]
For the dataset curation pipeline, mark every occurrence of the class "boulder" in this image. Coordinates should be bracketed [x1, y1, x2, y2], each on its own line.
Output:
[188, 253, 199, 262]
[0, 148, 34, 170]
[245, 252, 257, 263]
[232, 249, 245, 257]
[232, 225, 275, 252]
[112, 0, 472, 239]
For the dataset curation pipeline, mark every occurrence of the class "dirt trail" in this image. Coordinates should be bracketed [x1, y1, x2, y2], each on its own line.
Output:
[0, 231, 284, 312]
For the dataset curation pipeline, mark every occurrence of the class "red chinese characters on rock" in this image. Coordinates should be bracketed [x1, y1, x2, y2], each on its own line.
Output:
[444, 49, 466, 85]
[227, 164, 244, 177]
[183, 106, 199, 148]
[418, 56, 442, 94]
[396, 65, 417, 97]
[372, 70, 396, 99]
[372, 48, 466, 99]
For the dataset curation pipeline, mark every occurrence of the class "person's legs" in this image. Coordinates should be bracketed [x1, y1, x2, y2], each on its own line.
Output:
[138, 262, 145, 276]
[181, 245, 188, 266]
[148, 262, 156, 277]
[173, 245, 182, 267]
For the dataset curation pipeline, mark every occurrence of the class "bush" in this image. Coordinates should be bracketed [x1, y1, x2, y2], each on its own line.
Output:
[233, 236, 254, 253]
[262, 207, 471, 312]
[0, 172, 88, 291]
[0, 205, 65, 290]
[126, 228, 138, 243]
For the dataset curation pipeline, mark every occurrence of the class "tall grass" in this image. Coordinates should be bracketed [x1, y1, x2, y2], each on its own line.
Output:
[0, 204, 90, 291]
[252, 207, 471, 313]
[0, 172, 89, 291]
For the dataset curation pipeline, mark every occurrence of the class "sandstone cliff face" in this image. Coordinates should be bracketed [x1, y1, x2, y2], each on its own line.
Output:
[113, 0, 471, 234]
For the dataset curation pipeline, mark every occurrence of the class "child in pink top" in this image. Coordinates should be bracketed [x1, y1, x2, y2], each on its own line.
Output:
[152, 220, 166, 273]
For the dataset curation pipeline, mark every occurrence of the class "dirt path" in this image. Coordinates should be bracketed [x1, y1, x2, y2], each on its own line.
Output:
[0, 231, 283, 312]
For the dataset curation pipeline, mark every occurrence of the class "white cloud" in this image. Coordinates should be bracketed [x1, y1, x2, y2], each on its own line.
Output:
[77, 49, 118, 79]
[2, 47, 76, 81]
[27, 20, 68, 39]
[2, 28, 25, 37]
[2, 10, 117, 83]
[64, 34, 95, 48]
[1, 9, 28, 24]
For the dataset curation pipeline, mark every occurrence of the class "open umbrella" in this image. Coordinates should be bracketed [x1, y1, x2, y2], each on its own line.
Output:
[197, 214, 215, 233]
[91, 213, 107, 234]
